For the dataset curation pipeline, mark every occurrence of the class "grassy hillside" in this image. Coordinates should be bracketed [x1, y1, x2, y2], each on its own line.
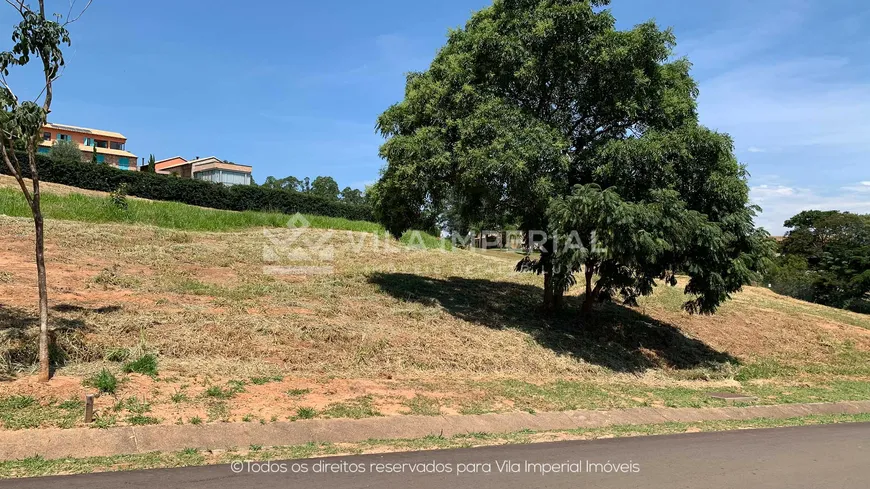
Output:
[1, 186, 869, 430]
[0, 182, 381, 233]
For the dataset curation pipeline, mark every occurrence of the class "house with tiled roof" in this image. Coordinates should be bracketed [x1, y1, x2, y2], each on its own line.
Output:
[154, 156, 252, 186]
[38, 123, 138, 171]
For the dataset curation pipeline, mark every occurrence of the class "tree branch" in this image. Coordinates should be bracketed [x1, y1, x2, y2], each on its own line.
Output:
[64, 0, 92, 25]
[0, 142, 34, 207]
[3, 0, 25, 15]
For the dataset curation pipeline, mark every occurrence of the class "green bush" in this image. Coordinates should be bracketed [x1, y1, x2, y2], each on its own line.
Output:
[847, 299, 870, 315]
[122, 354, 158, 376]
[764, 255, 816, 303]
[86, 369, 119, 394]
[109, 183, 129, 210]
[1, 152, 373, 221]
[48, 139, 84, 164]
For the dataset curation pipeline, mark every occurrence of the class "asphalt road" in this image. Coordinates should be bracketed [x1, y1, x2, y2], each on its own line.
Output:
[5, 423, 869, 488]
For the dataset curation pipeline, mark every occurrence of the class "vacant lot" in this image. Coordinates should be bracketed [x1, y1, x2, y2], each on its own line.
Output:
[1, 185, 869, 431]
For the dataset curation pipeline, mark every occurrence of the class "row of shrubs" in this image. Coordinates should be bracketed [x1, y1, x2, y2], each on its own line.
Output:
[0, 153, 374, 222]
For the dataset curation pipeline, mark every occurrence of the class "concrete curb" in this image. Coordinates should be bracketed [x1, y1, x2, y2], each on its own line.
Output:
[2, 401, 869, 461]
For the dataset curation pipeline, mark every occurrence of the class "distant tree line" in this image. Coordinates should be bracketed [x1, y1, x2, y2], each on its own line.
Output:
[260, 175, 366, 205]
[766, 210, 870, 313]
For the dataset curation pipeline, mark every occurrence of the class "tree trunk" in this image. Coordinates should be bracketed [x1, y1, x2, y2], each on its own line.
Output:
[542, 270, 554, 312]
[582, 265, 595, 314]
[33, 200, 50, 381]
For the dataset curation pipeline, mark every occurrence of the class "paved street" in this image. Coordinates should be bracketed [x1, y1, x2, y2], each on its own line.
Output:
[4, 423, 869, 488]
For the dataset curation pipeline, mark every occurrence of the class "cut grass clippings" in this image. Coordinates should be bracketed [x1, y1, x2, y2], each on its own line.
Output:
[2, 192, 870, 432]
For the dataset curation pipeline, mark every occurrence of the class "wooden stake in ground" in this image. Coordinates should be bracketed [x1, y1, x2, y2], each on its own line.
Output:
[84, 395, 94, 423]
[0, 0, 92, 381]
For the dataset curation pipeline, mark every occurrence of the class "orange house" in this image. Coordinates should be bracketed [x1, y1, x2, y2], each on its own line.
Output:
[38, 123, 138, 171]
[154, 156, 252, 186]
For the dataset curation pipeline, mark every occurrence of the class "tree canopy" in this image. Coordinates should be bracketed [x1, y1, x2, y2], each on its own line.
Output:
[768, 210, 870, 311]
[48, 138, 81, 164]
[311, 176, 340, 201]
[372, 0, 772, 315]
[262, 175, 304, 191]
[340, 186, 365, 205]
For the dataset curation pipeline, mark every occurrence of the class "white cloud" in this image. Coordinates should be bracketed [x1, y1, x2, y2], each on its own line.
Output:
[682, 6, 870, 233]
[752, 184, 795, 198]
[751, 184, 870, 234]
[842, 181, 870, 193]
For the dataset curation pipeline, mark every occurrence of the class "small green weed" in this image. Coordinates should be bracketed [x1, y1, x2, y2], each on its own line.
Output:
[204, 381, 245, 399]
[294, 407, 317, 420]
[85, 369, 119, 394]
[321, 396, 381, 419]
[123, 354, 158, 376]
[250, 375, 283, 385]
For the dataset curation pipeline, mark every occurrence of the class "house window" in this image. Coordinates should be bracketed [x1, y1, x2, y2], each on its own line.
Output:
[96, 154, 105, 164]
[84, 138, 93, 146]
[57, 134, 71, 141]
[42, 132, 51, 141]
[110, 141, 125, 150]
[194, 169, 249, 186]
[95, 140, 108, 148]
[38, 147, 50, 154]
[118, 157, 129, 170]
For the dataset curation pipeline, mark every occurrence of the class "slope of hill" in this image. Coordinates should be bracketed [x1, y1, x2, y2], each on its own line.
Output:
[1, 189, 869, 430]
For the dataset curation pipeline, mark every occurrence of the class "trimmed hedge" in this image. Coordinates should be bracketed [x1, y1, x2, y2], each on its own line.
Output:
[1, 153, 374, 221]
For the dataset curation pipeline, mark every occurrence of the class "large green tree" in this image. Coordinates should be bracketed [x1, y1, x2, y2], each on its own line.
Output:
[373, 0, 771, 315]
[0, 0, 90, 381]
[772, 210, 870, 310]
[340, 186, 365, 205]
[48, 138, 81, 164]
[310, 176, 340, 201]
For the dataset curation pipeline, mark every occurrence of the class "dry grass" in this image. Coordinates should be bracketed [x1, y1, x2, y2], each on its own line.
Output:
[1, 214, 869, 429]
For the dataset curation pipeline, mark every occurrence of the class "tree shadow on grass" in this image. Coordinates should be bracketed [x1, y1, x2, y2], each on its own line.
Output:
[368, 273, 737, 373]
[0, 304, 91, 378]
[52, 304, 122, 314]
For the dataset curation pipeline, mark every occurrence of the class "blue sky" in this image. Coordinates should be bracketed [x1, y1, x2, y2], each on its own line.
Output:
[2, 0, 868, 234]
